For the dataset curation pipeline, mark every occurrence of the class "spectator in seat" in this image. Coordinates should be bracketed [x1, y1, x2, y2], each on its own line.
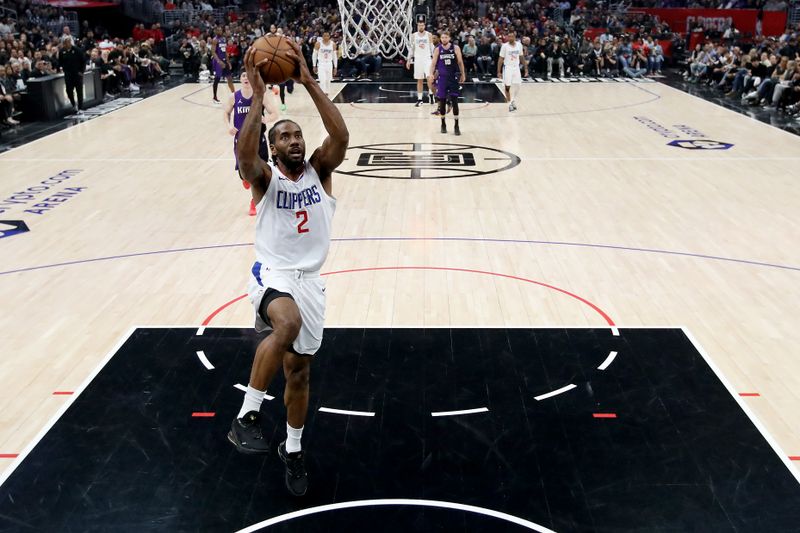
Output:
[462, 35, 477, 76]
[476, 35, 493, 77]
[0, 68, 19, 125]
[355, 41, 381, 78]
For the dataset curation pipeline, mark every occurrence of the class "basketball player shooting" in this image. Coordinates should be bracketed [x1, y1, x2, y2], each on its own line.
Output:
[222, 70, 279, 215]
[228, 41, 349, 498]
[430, 31, 466, 135]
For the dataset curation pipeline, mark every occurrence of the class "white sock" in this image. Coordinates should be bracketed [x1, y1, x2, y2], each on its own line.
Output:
[286, 423, 303, 453]
[417, 92, 422, 100]
[237, 384, 265, 419]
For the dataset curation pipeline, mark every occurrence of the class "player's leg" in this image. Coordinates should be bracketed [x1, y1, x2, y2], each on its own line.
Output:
[229, 294, 300, 454]
[451, 93, 460, 136]
[226, 72, 235, 93]
[279, 83, 287, 111]
[212, 61, 221, 103]
[416, 77, 424, 105]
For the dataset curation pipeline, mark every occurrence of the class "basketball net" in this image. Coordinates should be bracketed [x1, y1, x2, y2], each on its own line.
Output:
[337, 0, 413, 59]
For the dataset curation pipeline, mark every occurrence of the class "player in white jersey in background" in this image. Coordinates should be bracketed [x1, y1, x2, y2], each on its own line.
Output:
[228, 41, 349, 497]
[498, 31, 527, 112]
[406, 20, 435, 106]
[313, 32, 338, 97]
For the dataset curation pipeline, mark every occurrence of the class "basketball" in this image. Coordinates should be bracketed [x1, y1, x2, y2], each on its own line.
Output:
[250, 35, 297, 85]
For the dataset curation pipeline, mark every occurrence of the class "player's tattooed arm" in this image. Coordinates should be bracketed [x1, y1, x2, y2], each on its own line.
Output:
[238, 47, 272, 203]
[285, 40, 349, 196]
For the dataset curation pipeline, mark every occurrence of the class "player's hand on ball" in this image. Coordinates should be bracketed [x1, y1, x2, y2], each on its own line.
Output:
[244, 47, 267, 94]
[284, 40, 315, 85]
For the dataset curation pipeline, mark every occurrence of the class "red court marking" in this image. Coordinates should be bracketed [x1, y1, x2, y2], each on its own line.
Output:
[790, 456, 800, 461]
[202, 266, 616, 327]
[52, 391, 74, 395]
[201, 294, 248, 326]
[0, 454, 19, 458]
[739, 393, 760, 397]
[191, 412, 216, 418]
[593, 413, 617, 418]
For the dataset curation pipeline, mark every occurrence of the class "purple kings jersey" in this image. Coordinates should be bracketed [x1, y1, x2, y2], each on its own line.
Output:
[215, 37, 227, 62]
[436, 43, 458, 78]
[233, 89, 253, 137]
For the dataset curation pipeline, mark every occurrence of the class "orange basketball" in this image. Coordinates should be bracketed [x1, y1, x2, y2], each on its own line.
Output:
[250, 35, 297, 85]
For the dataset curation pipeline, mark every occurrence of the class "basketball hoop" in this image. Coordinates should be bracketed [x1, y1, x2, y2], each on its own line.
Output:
[337, 0, 413, 59]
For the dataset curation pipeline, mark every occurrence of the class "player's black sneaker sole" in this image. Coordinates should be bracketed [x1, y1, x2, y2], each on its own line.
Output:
[227, 411, 270, 455]
[278, 441, 308, 496]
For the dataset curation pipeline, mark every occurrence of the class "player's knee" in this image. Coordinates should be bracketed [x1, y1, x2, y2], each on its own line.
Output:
[273, 314, 302, 344]
[286, 363, 310, 390]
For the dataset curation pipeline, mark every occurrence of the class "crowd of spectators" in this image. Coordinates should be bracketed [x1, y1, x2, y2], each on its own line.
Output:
[684, 29, 800, 115]
[0, 0, 798, 124]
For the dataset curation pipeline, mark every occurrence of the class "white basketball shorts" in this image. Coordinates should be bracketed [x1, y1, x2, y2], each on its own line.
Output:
[414, 56, 432, 80]
[503, 65, 522, 86]
[248, 264, 326, 356]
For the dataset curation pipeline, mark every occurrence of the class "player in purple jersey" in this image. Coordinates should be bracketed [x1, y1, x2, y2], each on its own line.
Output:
[429, 31, 466, 136]
[211, 26, 234, 104]
[224, 71, 279, 215]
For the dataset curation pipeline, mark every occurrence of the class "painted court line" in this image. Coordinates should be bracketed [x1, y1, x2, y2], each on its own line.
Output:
[233, 383, 275, 401]
[682, 327, 800, 483]
[319, 407, 375, 417]
[235, 498, 557, 533]
[52, 391, 74, 396]
[191, 412, 215, 418]
[597, 351, 618, 371]
[593, 413, 617, 419]
[0, 327, 137, 487]
[534, 383, 577, 401]
[431, 407, 489, 417]
[195, 350, 214, 370]
[196, 326, 205, 336]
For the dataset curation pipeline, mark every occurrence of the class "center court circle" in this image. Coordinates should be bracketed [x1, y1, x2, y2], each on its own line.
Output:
[335, 142, 521, 179]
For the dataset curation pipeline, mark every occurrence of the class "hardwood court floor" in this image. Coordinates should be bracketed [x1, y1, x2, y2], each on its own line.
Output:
[0, 80, 799, 483]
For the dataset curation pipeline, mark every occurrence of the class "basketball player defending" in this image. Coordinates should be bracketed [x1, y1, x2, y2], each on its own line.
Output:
[211, 26, 234, 104]
[498, 31, 527, 112]
[223, 71, 279, 215]
[429, 31, 466, 135]
[406, 20, 434, 106]
[313, 32, 337, 97]
[229, 42, 349, 498]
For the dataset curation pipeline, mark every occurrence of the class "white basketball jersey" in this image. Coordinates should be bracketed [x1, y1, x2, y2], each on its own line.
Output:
[318, 40, 334, 65]
[413, 31, 432, 59]
[500, 41, 523, 68]
[254, 160, 336, 272]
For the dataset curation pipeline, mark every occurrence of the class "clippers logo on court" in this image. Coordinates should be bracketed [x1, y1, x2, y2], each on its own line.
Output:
[667, 139, 734, 150]
[633, 116, 733, 150]
[0, 220, 29, 240]
[336, 143, 521, 179]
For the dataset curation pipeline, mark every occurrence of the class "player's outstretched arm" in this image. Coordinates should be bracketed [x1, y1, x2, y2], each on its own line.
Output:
[286, 40, 349, 195]
[237, 47, 272, 203]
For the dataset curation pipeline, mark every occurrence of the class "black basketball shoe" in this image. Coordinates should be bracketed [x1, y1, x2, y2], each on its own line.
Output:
[454, 122, 461, 136]
[278, 441, 308, 496]
[440, 121, 447, 134]
[228, 411, 269, 454]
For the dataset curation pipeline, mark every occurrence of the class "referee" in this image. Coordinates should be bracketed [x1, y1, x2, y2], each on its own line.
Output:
[59, 36, 86, 114]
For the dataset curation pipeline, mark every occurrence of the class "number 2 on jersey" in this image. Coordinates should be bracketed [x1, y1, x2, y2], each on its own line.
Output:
[296, 210, 309, 233]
